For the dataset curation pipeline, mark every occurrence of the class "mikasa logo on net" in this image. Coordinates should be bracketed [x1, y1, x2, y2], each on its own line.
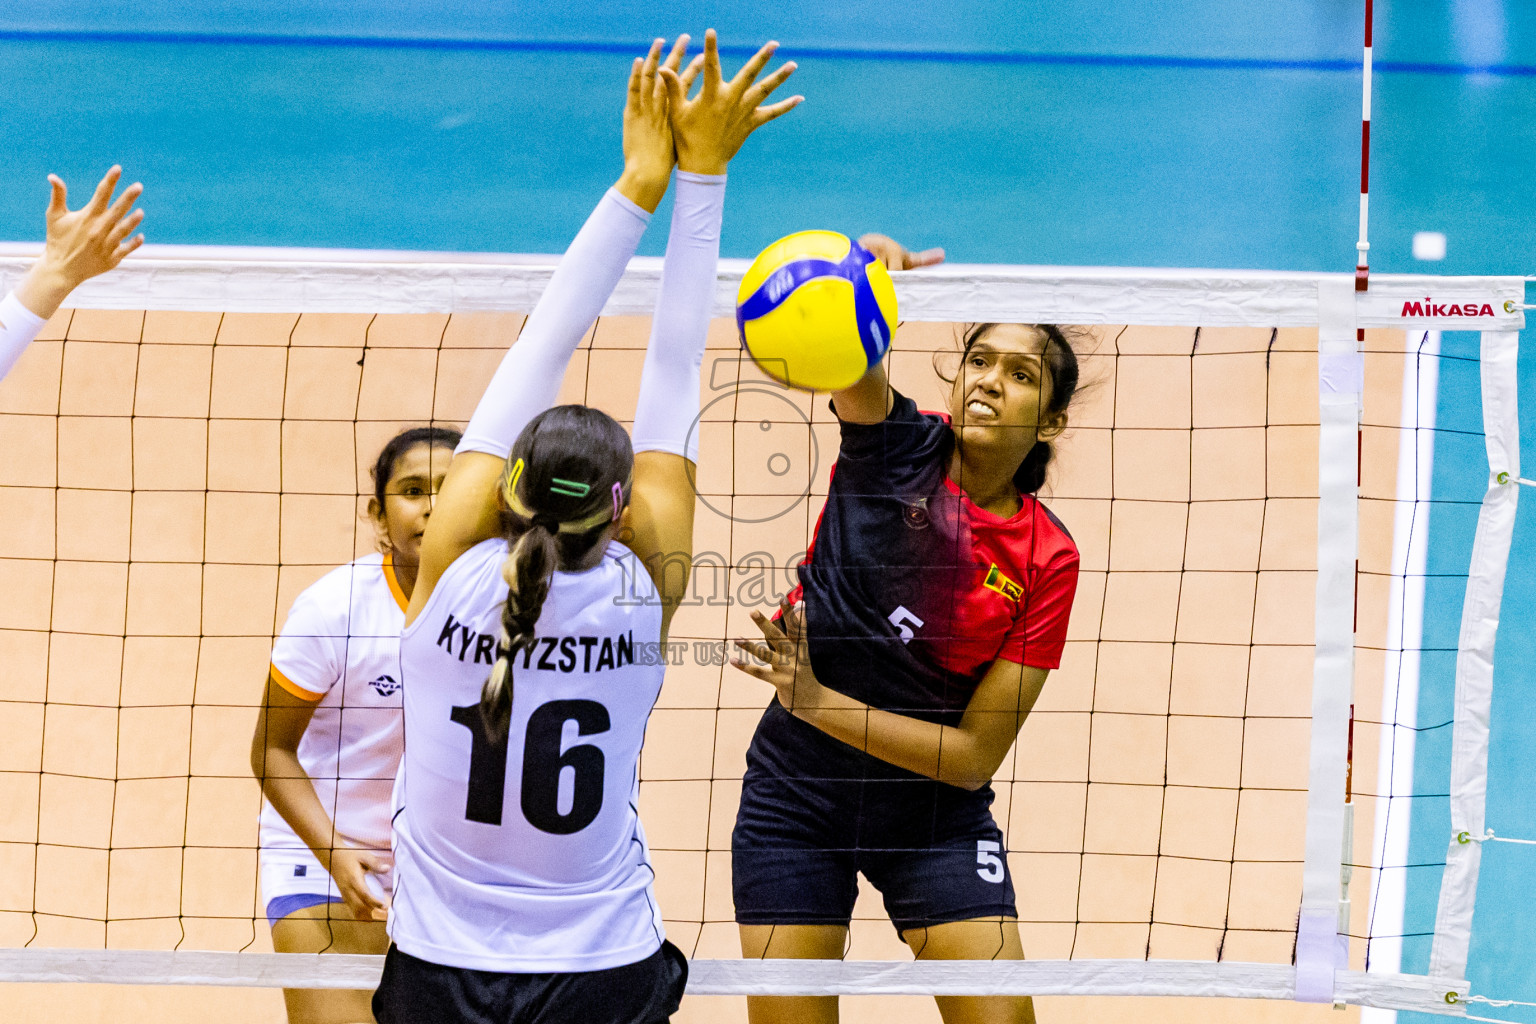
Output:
[1400, 298, 1496, 317]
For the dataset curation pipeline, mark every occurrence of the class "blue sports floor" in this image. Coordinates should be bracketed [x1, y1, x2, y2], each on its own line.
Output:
[3, 2, 1535, 1017]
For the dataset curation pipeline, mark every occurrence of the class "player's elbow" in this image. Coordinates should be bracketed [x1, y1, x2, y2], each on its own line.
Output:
[943, 771, 992, 793]
[249, 731, 269, 782]
[936, 743, 1003, 792]
[938, 768, 993, 792]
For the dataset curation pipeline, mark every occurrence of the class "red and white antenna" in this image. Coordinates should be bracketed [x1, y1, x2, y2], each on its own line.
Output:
[1356, 0, 1373, 294]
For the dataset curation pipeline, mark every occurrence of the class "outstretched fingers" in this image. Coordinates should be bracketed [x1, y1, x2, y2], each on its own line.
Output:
[744, 60, 797, 106]
[46, 175, 68, 220]
[729, 646, 774, 682]
[752, 94, 805, 127]
[628, 55, 645, 104]
[677, 52, 705, 94]
[112, 233, 145, 265]
[103, 180, 144, 225]
[106, 207, 145, 247]
[730, 39, 781, 96]
[906, 247, 947, 268]
[859, 234, 947, 271]
[701, 28, 722, 99]
[628, 37, 666, 106]
[85, 165, 121, 214]
[746, 610, 798, 662]
[628, 39, 666, 119]
[641, 36, 664, 82]
[665, 31, 801, 172]
[659, 65, 685, 109]
[661, 34, 690, 76]
[733, 637, 776, 665]
[732, 630, 790, 671]
[652, 66, 669, 109]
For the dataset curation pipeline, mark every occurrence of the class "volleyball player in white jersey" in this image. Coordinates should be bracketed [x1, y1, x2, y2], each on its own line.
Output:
[1, 165, 144, 383]
[375, 32, 800, 1024]
[251, 425, 460, 1024]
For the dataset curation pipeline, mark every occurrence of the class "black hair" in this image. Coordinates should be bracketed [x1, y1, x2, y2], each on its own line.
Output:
[936, 323, 1084, 495]
[370, 426, 463, 507]
[480, 405, 634, 740]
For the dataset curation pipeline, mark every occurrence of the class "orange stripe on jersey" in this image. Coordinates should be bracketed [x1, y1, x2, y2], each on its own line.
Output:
[270, 663, 324, 702]
[382, 552, 409, 613]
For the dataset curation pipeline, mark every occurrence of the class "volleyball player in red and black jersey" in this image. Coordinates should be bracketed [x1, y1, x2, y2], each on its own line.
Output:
[731, 237, 1083, 1024]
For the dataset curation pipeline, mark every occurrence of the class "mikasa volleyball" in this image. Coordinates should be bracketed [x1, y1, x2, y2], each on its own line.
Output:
[735, 230, 899, 391]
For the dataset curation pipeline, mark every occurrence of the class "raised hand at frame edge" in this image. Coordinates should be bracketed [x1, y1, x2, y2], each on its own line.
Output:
[15, 166, 145, 321]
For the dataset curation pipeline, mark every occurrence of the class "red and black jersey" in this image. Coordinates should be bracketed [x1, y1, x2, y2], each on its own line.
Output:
[786, 390, 1080, 728]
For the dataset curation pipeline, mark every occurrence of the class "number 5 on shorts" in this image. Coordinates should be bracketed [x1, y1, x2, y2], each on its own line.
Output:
[976, 840, 1005, 883]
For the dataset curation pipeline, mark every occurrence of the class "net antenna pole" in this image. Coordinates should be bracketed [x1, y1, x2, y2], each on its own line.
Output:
[1356, 0, 1373, 297]
[1297, 1, 1376, 1005]
[1338, 5, 1371, 1004]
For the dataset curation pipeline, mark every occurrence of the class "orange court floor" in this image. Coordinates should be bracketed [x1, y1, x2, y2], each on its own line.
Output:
[0, 308, 1413, 1023]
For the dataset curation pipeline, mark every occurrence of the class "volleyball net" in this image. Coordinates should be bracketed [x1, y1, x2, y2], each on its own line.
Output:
[0, 250, 1525, 1019]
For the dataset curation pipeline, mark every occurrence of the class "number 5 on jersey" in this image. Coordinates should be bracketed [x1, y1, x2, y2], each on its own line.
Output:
[889, 605, 924, 643]
[449, 699, 610, 835]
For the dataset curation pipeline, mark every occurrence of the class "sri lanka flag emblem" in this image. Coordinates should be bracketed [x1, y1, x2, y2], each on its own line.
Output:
[983, 564, 1023, 601]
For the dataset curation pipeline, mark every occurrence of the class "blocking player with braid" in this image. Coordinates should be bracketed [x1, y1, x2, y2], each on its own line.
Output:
[731, 240, 1085, 1024]
[375, 32, 799, 1024]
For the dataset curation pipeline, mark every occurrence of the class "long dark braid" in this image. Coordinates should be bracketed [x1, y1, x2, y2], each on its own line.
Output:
[479, 405, 634, 740]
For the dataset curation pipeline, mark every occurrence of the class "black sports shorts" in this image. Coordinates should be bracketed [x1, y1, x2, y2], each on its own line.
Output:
[373, 940, 688, 1024]
[732, 705, 1017, 935]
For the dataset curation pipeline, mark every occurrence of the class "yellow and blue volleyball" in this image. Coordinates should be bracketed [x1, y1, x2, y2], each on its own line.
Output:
[736, 231, 898, 391]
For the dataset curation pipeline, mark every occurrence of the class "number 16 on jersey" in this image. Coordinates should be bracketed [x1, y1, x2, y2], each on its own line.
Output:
[449, 700, 612, 835]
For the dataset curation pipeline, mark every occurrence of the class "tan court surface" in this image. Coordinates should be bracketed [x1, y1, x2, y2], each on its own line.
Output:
[0, 308, 1414, 1022]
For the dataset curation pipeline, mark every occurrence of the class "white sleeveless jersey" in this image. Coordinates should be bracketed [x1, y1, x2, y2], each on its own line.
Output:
[260, 552, 408, 854]
[391, 537, 667, 972]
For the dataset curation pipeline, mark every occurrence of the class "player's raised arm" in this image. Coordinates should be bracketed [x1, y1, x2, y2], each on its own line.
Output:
[827, 233, 945, 425]
[625, 29, 802, 642]
[407, 37, 689, 624]
[1, 166, 144, 382]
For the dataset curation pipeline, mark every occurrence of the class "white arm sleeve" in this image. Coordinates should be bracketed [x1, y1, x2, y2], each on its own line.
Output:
[0, 291, 48, 384]
[630, 171, 726, 461]
[456, 188, 652, 459]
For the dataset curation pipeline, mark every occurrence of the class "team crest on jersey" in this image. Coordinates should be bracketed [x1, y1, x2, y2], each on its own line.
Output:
[369, 674, 401, 697]
[982, 564, 1023, 602]
[903, 496, 930, 529]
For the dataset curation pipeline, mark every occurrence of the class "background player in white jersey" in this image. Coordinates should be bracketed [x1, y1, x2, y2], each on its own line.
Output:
[251, 425, 461, 1024]
[1, 165, 145, 383]
[375, 32, 800, 1024]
